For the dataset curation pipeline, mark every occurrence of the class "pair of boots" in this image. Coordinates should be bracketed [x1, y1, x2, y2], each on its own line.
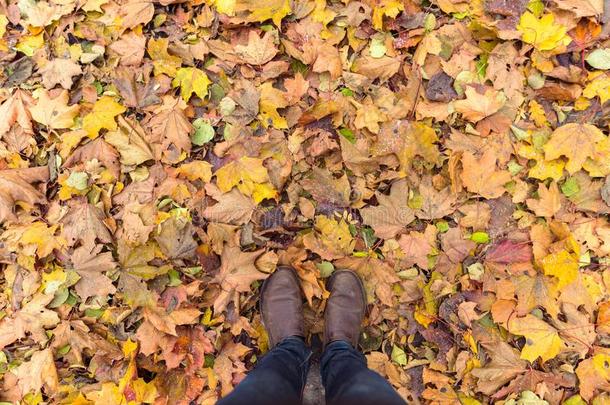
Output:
[260, 267, 366, 349]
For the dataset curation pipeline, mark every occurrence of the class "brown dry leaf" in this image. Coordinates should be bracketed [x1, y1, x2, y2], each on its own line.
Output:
[416, 177, 457, 220]
[471, 341, 527, 396]
[145, 96, 193, 164]
[284, 72, 309, 104]
[39, 59, 82, 90]
[120, 0, 155, 29]
[109, 30, 147, 66]
[10, 349, 58, 398]
[30, 89, 79, 129]
[235, 30, 279, 65]
[397, 227, 435, 269]
[526, 182, 562, 218]
[360, 179, 414, 239]
[461, 150, 511, 199]
[203, 188, 256, 225]
[61, 198, 112, 248]
[212, 246, 267, 313]
[63, 138, 120, 178]
[0, 90, 35, 152]
[105, 116, 155, 166]
[454, 86, 506, 123]
[0, 167, 48, 224]
[71, 244, 117, 301]
[0, 292, 60, 349]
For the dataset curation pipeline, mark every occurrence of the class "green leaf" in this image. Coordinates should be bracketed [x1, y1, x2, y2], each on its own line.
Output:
[470, 232, 490, 244]
[338, 127, 355, 143]
[391, 345, 407, 366]
[586, 49, 610, 70]
[435, 220, 449, 233]
[85, 308, 104, 318]
[316, 261, 335, 278]
[561, 177, 580, 197]
[168, 268, 182, 287]
[192, 118, 215, 145]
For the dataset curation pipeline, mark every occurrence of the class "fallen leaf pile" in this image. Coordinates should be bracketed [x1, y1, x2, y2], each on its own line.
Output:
[2, 0, 610, 403]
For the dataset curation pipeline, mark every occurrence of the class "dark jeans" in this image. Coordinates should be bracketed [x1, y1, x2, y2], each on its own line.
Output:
[217, 337, 406, 405]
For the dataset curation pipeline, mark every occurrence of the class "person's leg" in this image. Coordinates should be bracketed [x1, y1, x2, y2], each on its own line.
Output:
[217, 336, 311, 405]
[321, 340, 406, 405]
[321, 270, 406, 405]
[218, 266, 309, 405]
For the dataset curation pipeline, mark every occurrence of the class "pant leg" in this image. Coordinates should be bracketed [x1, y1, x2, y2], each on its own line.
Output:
[217, 337, 311, 405]
[321, 340, 407, 405]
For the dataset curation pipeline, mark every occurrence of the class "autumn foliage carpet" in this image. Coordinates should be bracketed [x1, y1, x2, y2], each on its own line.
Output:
[2, 0, 610, 403]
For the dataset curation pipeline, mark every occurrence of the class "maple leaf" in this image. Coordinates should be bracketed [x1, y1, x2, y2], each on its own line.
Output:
[39, 58, 82, 90]
[461, 150, 511, 199]
[105, 116, 155, 166]
[147, 38, 182, 77]
[334, 255, 399, 306]
[0, 90, 34, 148]
[113, 68, 160, 108]
[235, 30, 279, 66]
[145, 96, 193, 164]
[30, 89, 79, 129]
[471, 341, 527, 396]
[372, 121, 440, 171]
[0, 292, 60, 349]
[259, 81, 289, 129]
[302, 215, 355, 261]
[109, 30, 147, 66]
[236, 0, 291, 27]
[576, 354, 610, 400]
[397, 229, 435, 269]
[215, 156, 277, 203]
[212, 246, 267, 313]
[416, 177, 457, 220]
[63, 137, 121, 179]
[507, 314, 565, 363]
[60, 198, 113, 249]
[0, 167, 48, 224]
[82, 96, 127, 139]
[454, 87, 506, 123]
[9, 348, 58, 398]
[172, 67, 211, 102]
[71, 244, 117, 301]
[526, 182, 562, 218]
[51, 320, 121, 365]
[203, 188, 256, 225]
[360, 179, 415, 239]
[544, 123, 606, 175]
[554, 0, 603, 18]
[120, 0, 154, 29]
[517, 12, 572, 52]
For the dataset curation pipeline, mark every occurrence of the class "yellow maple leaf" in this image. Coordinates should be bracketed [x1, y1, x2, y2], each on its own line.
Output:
[371, 0, 404, 31]
[310, 215, 355, 258]
[583, 73, 610, 105]
[22, 222, 66, 258]
[582, 137, 610, 177]
[517, 12, 571, 52]
[147, 38, 182, 77]
[544, 123, 606, 174]
[172, 67, 211, 102]
[215, 156, 277, 203]
[82, 96, 126, 138]
[175, 160, 213, 182]
[541, 249, 579, 289]
[236, 0, 291, 27]
[207, 0, 236, 15]
[507, 314, 564, 363]
[528, 99, 547, 127]
[259, 81, 288, 129]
